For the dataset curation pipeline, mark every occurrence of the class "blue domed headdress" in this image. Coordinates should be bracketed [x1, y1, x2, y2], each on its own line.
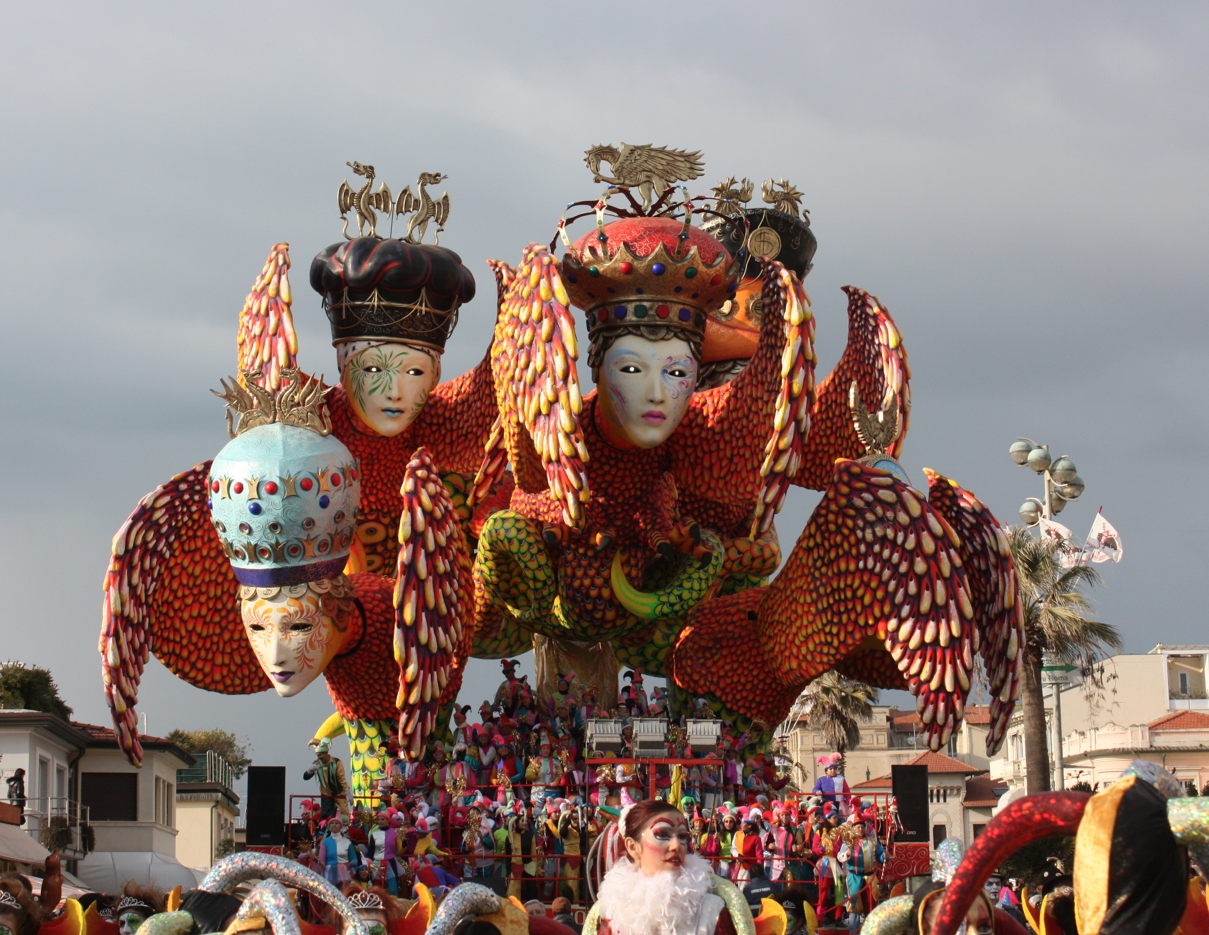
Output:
[208, 369, 360, 586]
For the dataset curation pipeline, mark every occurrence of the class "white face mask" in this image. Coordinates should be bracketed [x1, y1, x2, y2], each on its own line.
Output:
[340, 342, 440, 437]
[241, 589, 349, 696]
[598, 333, 697, 448]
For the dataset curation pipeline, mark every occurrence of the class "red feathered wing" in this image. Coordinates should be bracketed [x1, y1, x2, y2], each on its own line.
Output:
[100, 463, 267, 765]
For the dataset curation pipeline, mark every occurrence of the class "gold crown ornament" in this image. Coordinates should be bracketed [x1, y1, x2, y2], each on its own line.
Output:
[557, 144, 742, 337]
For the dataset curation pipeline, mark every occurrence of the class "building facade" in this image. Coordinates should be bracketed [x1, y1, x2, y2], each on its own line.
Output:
[0, 710, 92, 868]
[990, 644, 1209, 792]
[175, 751, 240, 871]
[783, 703, 993, 793]
[847, 751, 1004, 849]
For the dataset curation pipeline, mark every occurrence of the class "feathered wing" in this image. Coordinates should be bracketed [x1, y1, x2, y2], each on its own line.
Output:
[923, 470, 1023, 754]
[796, 286, 911, 490]
[672, 461, 978, 751]
[393, 449, 474, 758]
[750, 263, 816, 536]
[235, 244, 298, 392]
[485, 244, 589, 527]
[100, 463, 266, 765]
[669, 259, 816, 518]
[469, 261, 518, 510]
[614, 144, 704, 184]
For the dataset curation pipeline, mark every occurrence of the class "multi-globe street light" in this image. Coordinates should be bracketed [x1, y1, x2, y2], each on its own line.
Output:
[1008, 437, 1086, 526]
[1008, 436, 1088, 792]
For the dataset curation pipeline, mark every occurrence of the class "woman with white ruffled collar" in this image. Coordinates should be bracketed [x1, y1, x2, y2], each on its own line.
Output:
[584, 801, 755, 935]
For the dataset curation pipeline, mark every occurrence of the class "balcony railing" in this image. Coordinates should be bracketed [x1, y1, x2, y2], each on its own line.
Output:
[20, 797, 92, 860]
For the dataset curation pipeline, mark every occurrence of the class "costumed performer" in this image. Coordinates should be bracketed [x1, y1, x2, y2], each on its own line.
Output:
[0, 878, 42, 935]
[583, 799, 755, 935]
[305, 739, 352, 821]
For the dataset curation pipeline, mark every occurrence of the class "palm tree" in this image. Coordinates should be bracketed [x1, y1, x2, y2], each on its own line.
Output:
[799, 670, 880, 754]
[1008, 526, 1122, 794]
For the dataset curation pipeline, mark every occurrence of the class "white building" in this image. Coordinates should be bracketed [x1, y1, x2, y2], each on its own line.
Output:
[0, 711, 203, 890]
[991, 644, 1209, 792]
[0, 710, 92, 869]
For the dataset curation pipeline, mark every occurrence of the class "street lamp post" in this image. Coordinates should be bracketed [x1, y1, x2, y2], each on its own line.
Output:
[1009, 437, 1088, 792]
[1009, 438, 1086, 527]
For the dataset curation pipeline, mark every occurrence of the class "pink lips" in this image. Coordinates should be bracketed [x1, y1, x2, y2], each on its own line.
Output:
[641, 410, 666, 424]
[272, 672, 294, 683]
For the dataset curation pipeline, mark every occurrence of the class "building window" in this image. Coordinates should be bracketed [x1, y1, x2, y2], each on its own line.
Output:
[82, 773, 138, 821]
[154, 777, 174, 826]
[1180, 672, 1190, 694]
[932, 824, 947, 847]
[973, 823, 987, 837]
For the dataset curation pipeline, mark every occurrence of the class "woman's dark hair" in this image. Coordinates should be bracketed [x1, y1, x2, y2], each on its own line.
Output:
[179, 890, 243, 935]
[0, 878, 43, 935]
[621, 800, 684, 844]
[120, 883, 165, 915]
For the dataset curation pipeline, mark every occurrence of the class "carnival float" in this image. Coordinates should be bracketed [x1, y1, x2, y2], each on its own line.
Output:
[99, 145, 1024, 806]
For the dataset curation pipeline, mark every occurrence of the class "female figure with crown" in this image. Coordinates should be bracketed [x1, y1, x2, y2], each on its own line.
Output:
[468, 156, 816, 707]
[100, 165, 503, 793]
[473, 149, 1025, 760]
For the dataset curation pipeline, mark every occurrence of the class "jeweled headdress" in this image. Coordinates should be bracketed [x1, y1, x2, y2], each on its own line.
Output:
[556, 144, 743, 339]
[312, 162, 476, 353]
[208, 369, 360, 586]
[701, 176, 816, 281]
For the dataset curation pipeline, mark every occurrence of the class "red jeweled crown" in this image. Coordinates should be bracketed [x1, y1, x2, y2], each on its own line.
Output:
[562, 216, 739, 338]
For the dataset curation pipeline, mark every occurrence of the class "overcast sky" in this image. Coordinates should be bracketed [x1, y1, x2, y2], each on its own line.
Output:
[2, 2, 1206, 812]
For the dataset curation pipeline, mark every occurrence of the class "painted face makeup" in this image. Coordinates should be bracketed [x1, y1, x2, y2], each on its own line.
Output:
[598, 334, 697, 448]
[350, 910, 388, 935]
[627, 813, 692, 876]
[119, 912, 147, 935]
[342, 342, 440, 437]
[241, 590, 349, 697]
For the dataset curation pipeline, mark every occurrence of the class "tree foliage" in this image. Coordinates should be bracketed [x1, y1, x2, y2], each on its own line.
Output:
[1008, 527, 1122, 794]
[1009, 527, 1120, 668]
[167, 728, 252, 778]
[0, 662, 73, 719]
[799, 671, 879, 754]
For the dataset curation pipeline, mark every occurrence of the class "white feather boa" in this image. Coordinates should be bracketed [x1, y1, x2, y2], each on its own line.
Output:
[595, 853, 716, 935]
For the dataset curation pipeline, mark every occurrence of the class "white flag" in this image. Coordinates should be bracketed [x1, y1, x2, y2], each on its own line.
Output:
[1038, 517, 1083, 568]
[1084, 512, 1123, 564]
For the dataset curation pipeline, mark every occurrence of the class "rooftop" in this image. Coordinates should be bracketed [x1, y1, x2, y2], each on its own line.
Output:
[1149, 645, 1209, 653]
[962, 773, 1004, 807]
[1148, 711, 1209, 731]
[71, 721, 195, 765]
[905, 751, 985, 774]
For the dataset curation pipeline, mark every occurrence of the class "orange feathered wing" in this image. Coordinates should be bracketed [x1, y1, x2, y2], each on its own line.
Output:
[667, 260, 816, 517]
[750, 261, 816, 536]
[469, 260, 517, 510]
[484, 245, 589, 527]
[924, 469, 1023, 753]
[673, 461, 984, 751]
[236, 244, 298, 391]
[797, 286, 911, 490]
[100, 463, 267, 765]
[394, 449, 474, 758]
